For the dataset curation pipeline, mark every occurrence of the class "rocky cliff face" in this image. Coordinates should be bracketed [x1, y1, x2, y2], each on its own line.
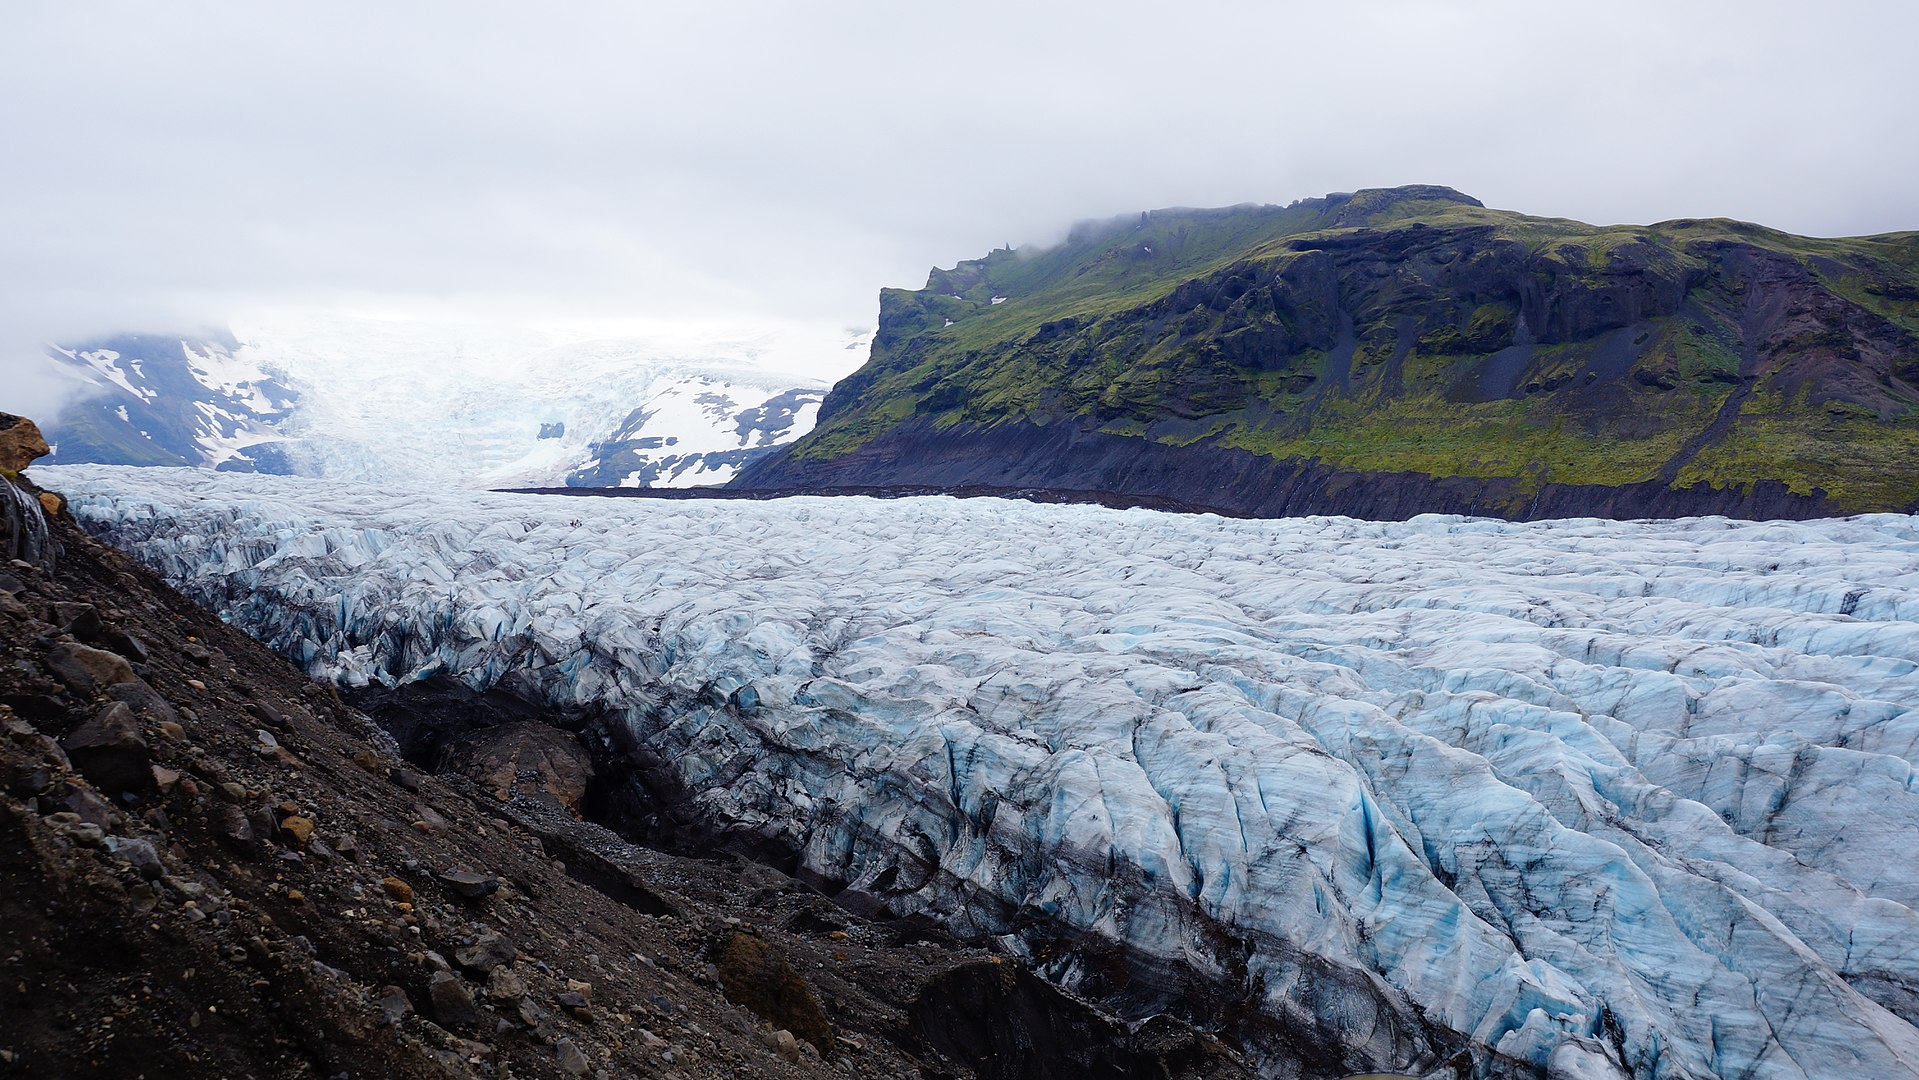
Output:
[2, 414, 60, 569]
[739, 187, 1919, 518]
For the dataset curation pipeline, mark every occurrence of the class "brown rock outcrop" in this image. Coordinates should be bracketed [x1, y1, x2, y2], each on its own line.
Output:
[436, 721, 593, 814]
[0, 414, 50, 475]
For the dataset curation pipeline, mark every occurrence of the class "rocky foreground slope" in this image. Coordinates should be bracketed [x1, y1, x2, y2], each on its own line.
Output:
[0, 427, 1251, 1080]
[738, 186, 1919, 519]
[46, 460, 1919, 1080]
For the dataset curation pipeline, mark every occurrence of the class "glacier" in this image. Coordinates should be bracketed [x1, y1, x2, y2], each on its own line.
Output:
[42, 316, 863, 488]
[41, 463, 1919, 1080]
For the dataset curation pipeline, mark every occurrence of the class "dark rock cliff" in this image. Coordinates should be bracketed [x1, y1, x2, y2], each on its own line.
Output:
[2, 414, 60, 568]
[739, 188, 1919, 519]
[737, 417, 1842, 521]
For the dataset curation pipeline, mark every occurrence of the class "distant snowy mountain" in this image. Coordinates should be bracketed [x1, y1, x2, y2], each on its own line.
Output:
[564, 381, 822, 488]
[38, 318, 862, 488]
[44, 332, 299, 473]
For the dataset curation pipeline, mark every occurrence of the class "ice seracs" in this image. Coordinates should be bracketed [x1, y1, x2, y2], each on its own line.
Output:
[44, 463, 1919, 1080]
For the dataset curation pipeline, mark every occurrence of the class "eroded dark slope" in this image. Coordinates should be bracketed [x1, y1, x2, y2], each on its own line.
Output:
[739, 187, 1919, 518]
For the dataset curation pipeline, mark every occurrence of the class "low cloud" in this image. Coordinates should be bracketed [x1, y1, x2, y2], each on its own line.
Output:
[0, 1, 1913, 381]
[0, 338, 96, 427]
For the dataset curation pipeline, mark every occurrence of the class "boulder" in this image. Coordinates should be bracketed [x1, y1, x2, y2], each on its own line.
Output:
[101, 629, 150, 665]
[106, 836, 165, 881]
[0, 414, 49, 474]
[1, 476, 56, 569]
[45, 642, 138, 695]
[485, 965, 527, 1003]
[105, 678, 180, 727]
[452, 933, 517, 975]
[427, 971, 482, 1028]
[555, 1038, 589, 1076]
[49, 783, 113, 828]
[6, 760, 54, 798]
[50, 602, 105, 640]
[214, 804, 255, 849]
[711, 931, 833, 1056]
[60, 701, 152, 793]
[437, 868, 501, 900]
[375, 985, 413, 1026]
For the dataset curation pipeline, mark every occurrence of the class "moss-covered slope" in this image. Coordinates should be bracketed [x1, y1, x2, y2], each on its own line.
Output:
[738, 186, 1919, 518]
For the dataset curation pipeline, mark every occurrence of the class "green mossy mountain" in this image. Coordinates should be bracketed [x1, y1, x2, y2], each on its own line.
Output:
[737, 186, 1919, 518]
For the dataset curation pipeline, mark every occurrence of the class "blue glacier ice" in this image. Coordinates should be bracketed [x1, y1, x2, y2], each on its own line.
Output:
[40, 464, 1919, 1080]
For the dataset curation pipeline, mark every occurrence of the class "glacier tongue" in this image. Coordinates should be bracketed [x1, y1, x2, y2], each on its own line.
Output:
[44, 464, 1919, 1080]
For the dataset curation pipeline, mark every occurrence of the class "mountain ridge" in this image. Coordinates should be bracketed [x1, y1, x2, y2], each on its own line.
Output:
[35, 325, 841, 489]
[737, 186, 1919, 518]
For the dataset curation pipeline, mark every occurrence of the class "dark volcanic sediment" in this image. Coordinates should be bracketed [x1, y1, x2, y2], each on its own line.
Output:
[733, 418, 1844, 521]
[736, 186, 1919, 520]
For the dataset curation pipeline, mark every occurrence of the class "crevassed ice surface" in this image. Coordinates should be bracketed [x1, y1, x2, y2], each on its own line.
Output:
[43, 465, 1919, 1080]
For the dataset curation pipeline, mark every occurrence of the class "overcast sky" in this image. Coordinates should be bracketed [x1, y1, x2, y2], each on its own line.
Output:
[4, 1, 1917, 414]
